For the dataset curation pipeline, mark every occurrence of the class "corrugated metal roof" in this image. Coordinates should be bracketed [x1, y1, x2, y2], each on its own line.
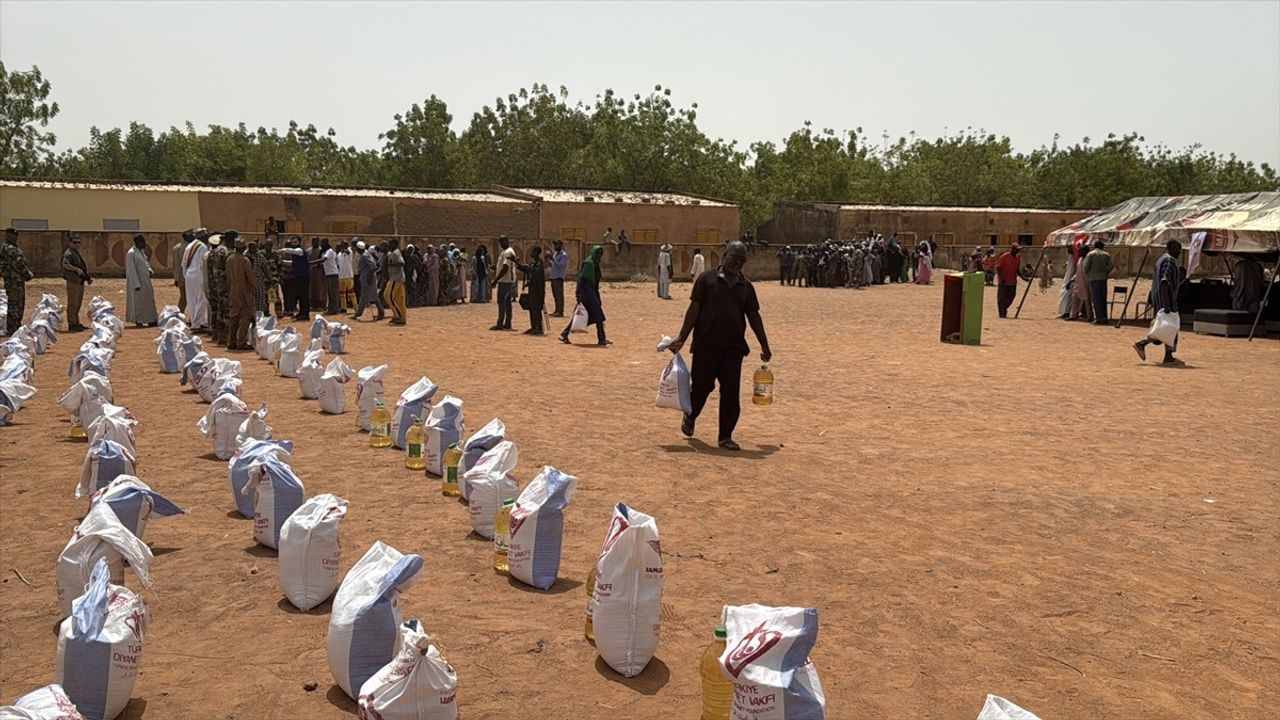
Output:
[514, 187, 736, 207]
[0, 178, 527, 204]
[835, 203, 1084, 214]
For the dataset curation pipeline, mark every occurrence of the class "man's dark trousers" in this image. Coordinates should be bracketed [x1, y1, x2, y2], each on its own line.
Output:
[551, 278, 565, 315]
[997, 283, 1017, 317]
[689, 348, 743, 442]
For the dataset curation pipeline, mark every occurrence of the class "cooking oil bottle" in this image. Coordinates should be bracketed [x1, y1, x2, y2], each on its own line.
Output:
[369, 400, 392, 448]
[700, 626, 731, 719]
[492, 498, 515, 574]
[584, 564, 598, 641]
[752, 364, 774, 406]
[273, 345, 283, 376]
[441, 443, 462, 496]
[404, 416, 426, 470]
[69, 417, 87, 439]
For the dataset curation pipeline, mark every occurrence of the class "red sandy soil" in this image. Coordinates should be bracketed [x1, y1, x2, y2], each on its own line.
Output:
[1, 274, 1277, 719]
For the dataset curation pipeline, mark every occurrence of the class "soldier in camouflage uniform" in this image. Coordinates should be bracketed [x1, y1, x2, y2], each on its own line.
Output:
[1, 228, 35, 334]
[262, 234, 284, 316]
[205, 232, 232, 344]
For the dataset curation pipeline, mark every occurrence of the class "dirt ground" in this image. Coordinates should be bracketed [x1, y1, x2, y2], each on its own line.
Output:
[1, 273, 1277, 720]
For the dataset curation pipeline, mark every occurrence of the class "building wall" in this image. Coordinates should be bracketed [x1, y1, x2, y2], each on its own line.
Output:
[0, 186, 201, 231]
[835, 207, 1093, 247]
[195, 193, 540, 238]
[537, 201, 740, 247]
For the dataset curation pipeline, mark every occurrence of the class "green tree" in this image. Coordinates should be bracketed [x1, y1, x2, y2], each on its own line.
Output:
[0, 63, 60, 174]
[380, 95, 457, 187]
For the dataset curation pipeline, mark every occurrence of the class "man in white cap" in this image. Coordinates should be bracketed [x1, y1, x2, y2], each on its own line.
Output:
[657, 243, 674, 299]
[351, 240, 385, 321]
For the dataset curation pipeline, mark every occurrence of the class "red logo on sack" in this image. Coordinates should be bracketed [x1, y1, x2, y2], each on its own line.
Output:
[600, 515, 630, 555]
[723, 622, 782, 678]
[647, 540, 662, 556]
[508, 503, 533, 538]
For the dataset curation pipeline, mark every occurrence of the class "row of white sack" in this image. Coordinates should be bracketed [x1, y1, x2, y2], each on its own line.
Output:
[0, 294, 70, 424]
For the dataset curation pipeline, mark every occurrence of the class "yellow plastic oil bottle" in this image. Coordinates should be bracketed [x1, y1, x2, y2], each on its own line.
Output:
[492, 498, 515, 574]
[441, 443, 462, 496]
[700, 626, 732, 720]
[369, 400, 392, 448]
[752, 364, 774, 406]
[404, 416, 426, 470]
[273, 346, 283, 376]
[69, 417, 87, 439]
[584, 564, 599, 641]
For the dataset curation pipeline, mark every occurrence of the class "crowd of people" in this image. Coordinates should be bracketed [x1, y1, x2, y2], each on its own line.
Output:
[774, 233, 937, 288]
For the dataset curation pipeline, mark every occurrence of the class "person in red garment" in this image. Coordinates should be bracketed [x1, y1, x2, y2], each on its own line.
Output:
[994, 243, 1022, 318]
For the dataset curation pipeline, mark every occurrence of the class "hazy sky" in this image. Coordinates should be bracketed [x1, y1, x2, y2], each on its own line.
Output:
[3, 0, 1278, 167]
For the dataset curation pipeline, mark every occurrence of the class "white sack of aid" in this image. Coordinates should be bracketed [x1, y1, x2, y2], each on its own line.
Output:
[390, 377, 438, 450]
[328, 541, 424, 699]
[465, 441, 519, 539]
[298, 346, 327, 400]
[423, 396, 464, 476]
[88, 475, 184, 540]
[228, 439, 294, 518]
[55, 501, 153, 617]
[55, 558, 148, 720]
[507, 466, 577, 590]
[243, 455, 306, 550]
[718, 604, 826, 720]
[279, 493, 348, 611]
[357, 619, 458, 720]
[317, 357, 356, 414]
[0, 683, 87, 719]
[458, 418, 505, 500]
[654, 335, 692, 414]
[198, 392, 250, 460]
[590, 503, 663, 678]
[355, 364, 388, 432]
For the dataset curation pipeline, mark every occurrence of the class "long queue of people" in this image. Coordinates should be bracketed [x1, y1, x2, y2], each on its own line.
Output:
[775, 234, 938, 289]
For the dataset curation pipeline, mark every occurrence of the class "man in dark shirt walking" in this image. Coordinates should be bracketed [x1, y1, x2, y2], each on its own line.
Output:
[666, 241, 772, 451]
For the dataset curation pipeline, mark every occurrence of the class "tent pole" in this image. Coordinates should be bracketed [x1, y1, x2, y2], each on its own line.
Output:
[1115, 246, 1152, 329]
[1014, 247, 1046, 319]
[1247, 259, 1277, 341]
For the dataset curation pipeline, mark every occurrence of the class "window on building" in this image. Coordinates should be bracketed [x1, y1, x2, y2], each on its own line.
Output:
[1017, 234, 1034, 246]
[987, 234, 999, 245]
[988, 218, 995, 226]
[633, 229, 659, 244]
[933, 232, 955, 244]
[695, 229, 720, 245]
[899, 232, 917, 246]
[103, 219, 140, 231]
[10, 218, 48, 230]
[330, 221, 358, 234]
[561, 227, 588, 242]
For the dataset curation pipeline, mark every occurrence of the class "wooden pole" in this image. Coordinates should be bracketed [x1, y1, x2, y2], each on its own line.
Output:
[1115, 246, 1152, 328]
[1248, 260, 1277, 341]
[1013, 247, 1046, 319]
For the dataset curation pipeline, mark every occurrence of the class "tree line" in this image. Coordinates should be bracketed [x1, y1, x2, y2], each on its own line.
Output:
[2, 63, 1277, 229]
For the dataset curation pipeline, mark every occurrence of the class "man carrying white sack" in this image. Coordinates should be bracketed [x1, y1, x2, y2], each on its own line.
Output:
[1133, 239, 1185, 366]
[666, 240, 771, 451]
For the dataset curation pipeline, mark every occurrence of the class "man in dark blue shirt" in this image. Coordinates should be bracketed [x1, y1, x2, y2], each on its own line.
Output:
[667, 241, 772, 451]
[1133, 240, 1183, 365]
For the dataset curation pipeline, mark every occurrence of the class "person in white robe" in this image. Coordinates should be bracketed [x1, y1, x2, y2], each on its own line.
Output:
[183, 228, 211, 329]
[1057, 245, 1078, 318]
[125, 234, 158, 325]
[657, 243, 673, 299]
